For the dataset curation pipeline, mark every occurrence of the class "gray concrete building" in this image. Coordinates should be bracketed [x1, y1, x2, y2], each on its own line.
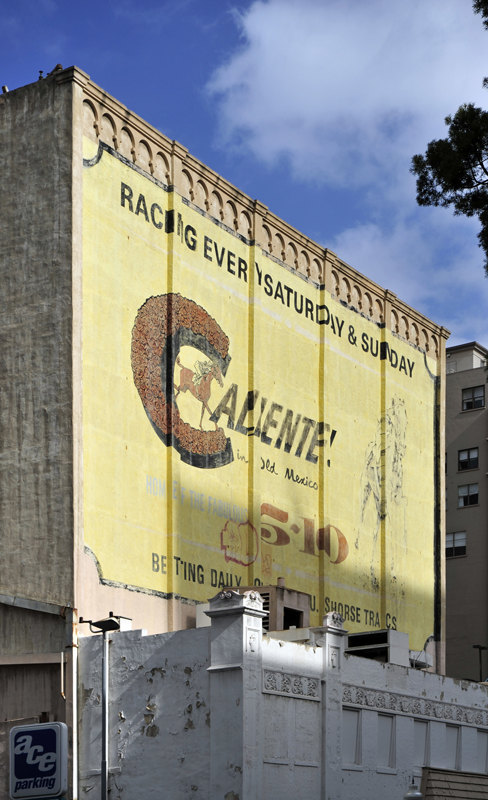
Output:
[446, 342, 488, 680]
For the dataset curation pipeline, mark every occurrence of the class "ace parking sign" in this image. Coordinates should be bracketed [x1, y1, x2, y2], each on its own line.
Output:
[10, 723, 68, 799]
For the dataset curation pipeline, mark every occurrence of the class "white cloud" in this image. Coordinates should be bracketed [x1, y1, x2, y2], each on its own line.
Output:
[208, 0, 488, 189]
[207, 0, 488, 342]
[331, 209, 488, 345]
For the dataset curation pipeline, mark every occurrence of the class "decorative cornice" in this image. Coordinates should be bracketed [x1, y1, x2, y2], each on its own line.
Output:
[264, 670, 321, 701]
[342, 684, 488, 727]
[80, 74, 449, 358]
[54, 65, 90, 88]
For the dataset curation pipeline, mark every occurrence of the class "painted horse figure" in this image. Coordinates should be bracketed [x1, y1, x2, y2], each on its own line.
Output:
[174, 356, 224, 431]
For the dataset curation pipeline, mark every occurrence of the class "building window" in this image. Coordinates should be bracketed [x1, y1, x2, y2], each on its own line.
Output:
[458, 448, 479, 471]
[462, 386, 485, 410]
[377, 714, 395, 768]
[445, 725, 460, 770]
[477, 730, 488, 773]
[342, 708, 361, 765]
[458, 484, 479, 507]
[446, 532, 466, 557]
[414, 720, 429, 768]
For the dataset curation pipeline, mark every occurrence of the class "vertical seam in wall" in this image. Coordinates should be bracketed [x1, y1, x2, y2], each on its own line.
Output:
[166, 189, 176, 629]
[73, 82, 84, 616]
[69, 75, 84, 800]
[433, 373, 441, 648]
[248, 243, 257, 588]
[318, 283, 327, 623]
[380, 325, 387, 625]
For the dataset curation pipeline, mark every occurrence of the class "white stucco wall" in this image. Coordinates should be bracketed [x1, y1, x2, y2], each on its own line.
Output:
[79, 627, 211, 798]
[78, 595, 488, 800]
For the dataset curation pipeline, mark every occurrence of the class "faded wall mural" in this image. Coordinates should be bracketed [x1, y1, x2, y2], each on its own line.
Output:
[81, 135, 439, 647]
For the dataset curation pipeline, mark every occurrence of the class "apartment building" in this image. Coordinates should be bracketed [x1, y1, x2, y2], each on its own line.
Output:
[446, 341, 488, 679]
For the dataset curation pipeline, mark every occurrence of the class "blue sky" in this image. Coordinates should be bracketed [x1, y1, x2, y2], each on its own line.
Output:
[3, 0, 488, 345]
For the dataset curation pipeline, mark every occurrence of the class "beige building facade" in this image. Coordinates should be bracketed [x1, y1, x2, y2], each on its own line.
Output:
[0, 66, 449, 797]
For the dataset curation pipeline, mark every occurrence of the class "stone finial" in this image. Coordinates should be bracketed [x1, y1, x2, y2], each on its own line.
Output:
[205, 589, 268, 619]
[323, 611, 345, 630]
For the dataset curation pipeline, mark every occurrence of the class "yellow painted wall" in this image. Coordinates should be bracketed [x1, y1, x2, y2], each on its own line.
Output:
[82, 141, 438, 648]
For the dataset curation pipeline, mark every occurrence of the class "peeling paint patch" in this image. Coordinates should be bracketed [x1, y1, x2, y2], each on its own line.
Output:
[224, 792, 239, 800]
[146, 725, 159, 737]
[205, 712, 210, 728]
[184, 719, 195, 731]
[146, 666, 166, 683]
[80, 685, 93, 706]
[153, 666, 166, 678]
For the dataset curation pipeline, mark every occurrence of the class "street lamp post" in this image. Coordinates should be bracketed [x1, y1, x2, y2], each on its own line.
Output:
[79, 612, 123, 800]
[473, 644, 487, 682]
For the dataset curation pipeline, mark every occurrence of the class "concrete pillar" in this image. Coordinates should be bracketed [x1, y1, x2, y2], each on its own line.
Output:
[323, 249, 339, 295]
[252, 199, 268, 246]
[383, 289, 397, 333]
[314, 611, 349, 800]
[206, 589, 267, 800]
[170, 140, 189, 193]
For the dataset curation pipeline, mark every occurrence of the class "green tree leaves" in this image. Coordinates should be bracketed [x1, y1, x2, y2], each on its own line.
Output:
[473, 0, 488, 29]
[411, 1, 488, 274]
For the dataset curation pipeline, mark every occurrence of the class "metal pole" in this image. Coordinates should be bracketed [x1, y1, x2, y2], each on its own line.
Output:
[473, 644, 487, 682]
[101, 631, 109, 800]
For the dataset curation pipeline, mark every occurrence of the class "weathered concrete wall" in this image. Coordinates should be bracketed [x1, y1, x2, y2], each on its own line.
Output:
[340, 651, 488, 796]
[0, 662, 66, 722]
[76, 547, 197, 637]
[78, 594, 488, 800]
[78, 627, 211, 799]
[0, 658, 68, 800]
[0, 604, 65, 655]
[0, 74, 75, 607]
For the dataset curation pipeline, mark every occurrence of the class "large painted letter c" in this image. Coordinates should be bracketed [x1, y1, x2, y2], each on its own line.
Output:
[131, 293, 233, 469]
